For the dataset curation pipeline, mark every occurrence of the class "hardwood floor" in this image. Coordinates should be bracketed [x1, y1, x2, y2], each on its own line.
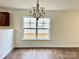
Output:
[4, 48, 79, 59]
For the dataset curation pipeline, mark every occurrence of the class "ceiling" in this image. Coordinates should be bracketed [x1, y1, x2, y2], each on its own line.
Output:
[0, 0, 79, 10]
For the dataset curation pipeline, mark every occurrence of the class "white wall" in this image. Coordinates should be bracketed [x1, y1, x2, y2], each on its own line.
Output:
[0, 29, 14, 58]
[0, 8, 79, 47]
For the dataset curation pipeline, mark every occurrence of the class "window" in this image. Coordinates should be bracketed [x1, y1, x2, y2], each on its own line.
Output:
[24, 17, 50, 40]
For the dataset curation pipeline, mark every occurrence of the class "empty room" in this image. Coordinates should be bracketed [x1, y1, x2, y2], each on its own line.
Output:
[0, 0, 79, 59]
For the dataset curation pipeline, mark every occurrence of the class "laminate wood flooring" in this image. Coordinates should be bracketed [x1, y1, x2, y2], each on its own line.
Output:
[4, 48, 79, 59]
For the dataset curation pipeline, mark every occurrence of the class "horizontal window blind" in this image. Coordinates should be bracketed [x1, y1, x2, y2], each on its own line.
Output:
[24, 17, 50, 40]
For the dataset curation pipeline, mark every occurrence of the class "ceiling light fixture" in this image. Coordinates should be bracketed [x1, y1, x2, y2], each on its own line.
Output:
[30, 0, 45, 18]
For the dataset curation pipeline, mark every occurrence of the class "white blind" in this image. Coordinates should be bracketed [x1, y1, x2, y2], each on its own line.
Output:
[24, 17, 50, 40]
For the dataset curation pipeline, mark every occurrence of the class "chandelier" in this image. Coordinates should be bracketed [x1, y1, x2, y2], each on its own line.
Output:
[30, 0, 45, 18]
